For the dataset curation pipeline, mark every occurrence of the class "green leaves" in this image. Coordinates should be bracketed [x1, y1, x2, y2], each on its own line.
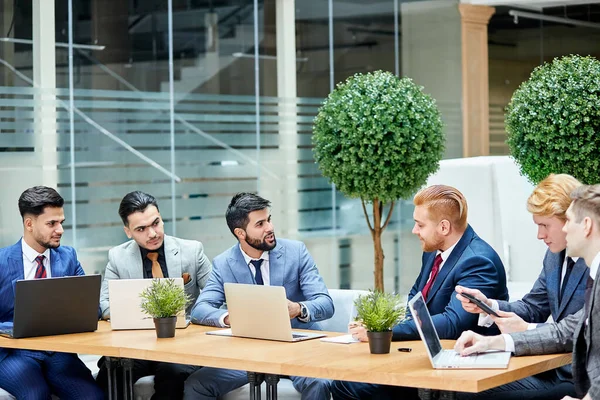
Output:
[354, 290, 406, 332]
[312, 70, 445, 203]
[506, 55, 600, 184]
[139, 279, 191, 319]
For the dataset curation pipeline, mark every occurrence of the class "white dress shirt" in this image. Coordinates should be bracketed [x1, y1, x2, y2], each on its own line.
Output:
[240, 245, 271, 286]
[503, 252, 600, 352]
[427, 241, 459, 281]
[22, 239, 51, 280]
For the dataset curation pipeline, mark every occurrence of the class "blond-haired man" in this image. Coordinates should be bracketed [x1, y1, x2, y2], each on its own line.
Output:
[456, 184, 600, 400]
[331, 185, 508, 400]
[456, 174, 586, 399]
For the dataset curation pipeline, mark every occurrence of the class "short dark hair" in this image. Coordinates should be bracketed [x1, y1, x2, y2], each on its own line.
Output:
[18, 186, 64, 220]
[226, 193, 271, 236]
[118, 191, 159, 225]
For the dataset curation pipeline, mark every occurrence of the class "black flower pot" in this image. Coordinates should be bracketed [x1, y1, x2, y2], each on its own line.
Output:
[367, 330, 393, 354]
[153, 316, 177, 338]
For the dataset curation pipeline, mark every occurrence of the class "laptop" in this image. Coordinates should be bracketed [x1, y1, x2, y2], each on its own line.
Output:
[408, 291, 511, 369]
[0, 275, 101, 339]
[206, 283, 326, 342]
[108, 278, 190, 330]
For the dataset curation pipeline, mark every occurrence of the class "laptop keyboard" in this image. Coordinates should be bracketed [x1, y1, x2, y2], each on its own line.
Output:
[438, 350, 477, 366]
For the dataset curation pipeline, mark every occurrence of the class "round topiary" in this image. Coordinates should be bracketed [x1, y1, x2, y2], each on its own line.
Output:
[506, 55, 600, 184]
[312, 70, 445, 290]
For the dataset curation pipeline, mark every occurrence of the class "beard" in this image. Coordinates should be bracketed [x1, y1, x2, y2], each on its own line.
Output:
[36, 237, 61, 249]
[421, 236, 444, 253]
[246, 233, 277, 252]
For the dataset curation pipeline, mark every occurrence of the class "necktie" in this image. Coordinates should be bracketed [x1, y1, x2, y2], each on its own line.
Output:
[584, 275, 594, 319]
[559, 257, 575, 303]
[147, 252, 164, 278]
[250, 259, 264, 285]
[34, 255, 46, 279]
[422, 254, 443, 301]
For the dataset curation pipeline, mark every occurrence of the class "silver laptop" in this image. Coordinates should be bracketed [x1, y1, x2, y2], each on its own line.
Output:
[408, 292, 511, 369]
[108, 278, 190, 330]
[206, 283, 326, 342]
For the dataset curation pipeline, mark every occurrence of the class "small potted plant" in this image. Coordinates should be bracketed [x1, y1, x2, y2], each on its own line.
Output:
[354, 290, 406, 354]
[139, 279, 190, 338]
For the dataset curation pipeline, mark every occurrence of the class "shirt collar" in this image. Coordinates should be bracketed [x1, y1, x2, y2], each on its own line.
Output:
[589, 252, 600, 281]
[436, 239, 459, 262]
[239, 244, 270, 265]
[140, 243, 165, 260]
[21, 238, 50, 263]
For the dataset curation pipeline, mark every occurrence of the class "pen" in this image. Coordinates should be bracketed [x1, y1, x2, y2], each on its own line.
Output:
[397, 347, 412, 352]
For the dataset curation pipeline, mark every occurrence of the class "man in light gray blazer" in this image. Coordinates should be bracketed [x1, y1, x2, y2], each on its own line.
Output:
[96, 191, 212, 400]
[455, 184, 600, 400]
[184, 192, 334, 400]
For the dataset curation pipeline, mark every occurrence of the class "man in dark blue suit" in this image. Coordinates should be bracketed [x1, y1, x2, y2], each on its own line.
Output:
[332, 185, 508, 400]
[0, 186, 103, 399]
[456, 173, 586, 400]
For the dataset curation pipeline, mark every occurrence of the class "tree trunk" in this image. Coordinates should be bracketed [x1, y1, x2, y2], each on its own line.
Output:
[372, 199, 384, 291]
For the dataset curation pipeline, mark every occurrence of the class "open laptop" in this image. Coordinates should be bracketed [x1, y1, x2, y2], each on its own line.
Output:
[0, 275, 101, 339]
[408, 291, 511, 369]
[206, 283, 326, 342]
[108, 278, 190, 330]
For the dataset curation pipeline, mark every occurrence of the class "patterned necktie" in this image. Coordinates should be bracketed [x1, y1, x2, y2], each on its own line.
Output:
[34, 254, 47, 279]
[147, 252, 164, 278]
[250, 259, 264, 285]
[422, 254, 443, 301]
[559, 257, 575, 303]
[584, 275, 594, 319]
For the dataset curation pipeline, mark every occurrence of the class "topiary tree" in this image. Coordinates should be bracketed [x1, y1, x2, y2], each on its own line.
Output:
[506, 55, 600, 184]
[312, 70, 445, 291]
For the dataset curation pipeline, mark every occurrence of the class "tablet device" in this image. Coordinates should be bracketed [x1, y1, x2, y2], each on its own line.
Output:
[460, 292, 500, 317]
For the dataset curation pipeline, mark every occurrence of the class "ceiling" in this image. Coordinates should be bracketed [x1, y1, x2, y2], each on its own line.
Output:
[462, 0, 600, 10]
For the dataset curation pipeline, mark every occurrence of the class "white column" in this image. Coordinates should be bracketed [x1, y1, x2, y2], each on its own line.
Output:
[33, 0, 58, 187]
[264, 0, 299, 237]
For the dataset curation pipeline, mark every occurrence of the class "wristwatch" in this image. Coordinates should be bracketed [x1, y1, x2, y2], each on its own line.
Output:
[299, 302, 308, 320]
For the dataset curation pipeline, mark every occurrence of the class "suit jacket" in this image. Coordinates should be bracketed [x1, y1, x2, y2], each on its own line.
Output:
[100, 235, 212, 319]
[498, 249, 587, 325]
[190, 238, 334, 330]
[394, 225, 508, 341]
[0, 239, 85, 363]
[510, 267, 600, 399]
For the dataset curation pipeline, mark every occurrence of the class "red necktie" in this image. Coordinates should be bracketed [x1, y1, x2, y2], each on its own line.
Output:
[34, 255, 47, 279]
[422, 254, 442, 301]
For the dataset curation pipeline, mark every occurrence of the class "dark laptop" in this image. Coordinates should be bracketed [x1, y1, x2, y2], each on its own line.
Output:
[1, 275, 101, 339]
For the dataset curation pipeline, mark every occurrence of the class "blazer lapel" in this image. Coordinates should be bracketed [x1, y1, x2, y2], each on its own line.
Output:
[557, 258, 588, 319]
[227, 245, 254, 284]
[127, 242, 144, 279]
[426, 225, 474, 303]
[269, 243, 285, 287]
[547, 250, 563, 318]
[418, 253, 437, 291]
[49, 248, 64, 277]
[164, 236, 182, 280]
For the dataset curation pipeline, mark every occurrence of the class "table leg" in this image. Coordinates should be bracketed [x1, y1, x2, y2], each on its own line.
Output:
[104, 356, 119, 400]
[418, 388, 437, 400]
[265, 374, 280, 400]
[439, 391, 456, 400]
[247, 371, 264, 400]
[121, 358, 134, 400]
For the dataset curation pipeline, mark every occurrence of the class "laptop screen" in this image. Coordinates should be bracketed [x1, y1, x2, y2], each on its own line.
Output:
[408, 292, 442, 360]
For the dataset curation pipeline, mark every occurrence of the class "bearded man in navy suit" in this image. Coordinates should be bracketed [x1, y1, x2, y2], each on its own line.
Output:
[332, 184, 509, 400]
[0, 186, 103, 399]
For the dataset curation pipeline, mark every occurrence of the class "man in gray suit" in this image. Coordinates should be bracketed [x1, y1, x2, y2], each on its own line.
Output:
[184, 192, 333, 400]
[456, 174, 586, 399]
[96, 191, 212, 399]
[455, 183, 600, 400]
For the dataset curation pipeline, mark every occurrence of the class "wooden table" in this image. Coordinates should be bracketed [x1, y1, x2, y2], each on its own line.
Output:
[0, 322, 571, 399]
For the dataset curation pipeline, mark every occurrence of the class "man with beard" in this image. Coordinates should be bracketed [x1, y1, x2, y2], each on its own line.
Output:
[184, 192, 334, 400]
[331, 184, 508, 400]
[96, 191, 212, 399]
[0, 186, 103, 399]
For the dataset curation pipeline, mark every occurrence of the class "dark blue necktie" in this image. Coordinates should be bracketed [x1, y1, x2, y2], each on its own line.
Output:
[584, 275, 594, 319]
[559, 257, 575, 303]
[250, 259, 264, 285]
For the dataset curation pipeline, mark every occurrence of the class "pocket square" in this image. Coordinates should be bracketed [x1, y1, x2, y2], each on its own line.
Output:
[182, 272, 191, 284]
